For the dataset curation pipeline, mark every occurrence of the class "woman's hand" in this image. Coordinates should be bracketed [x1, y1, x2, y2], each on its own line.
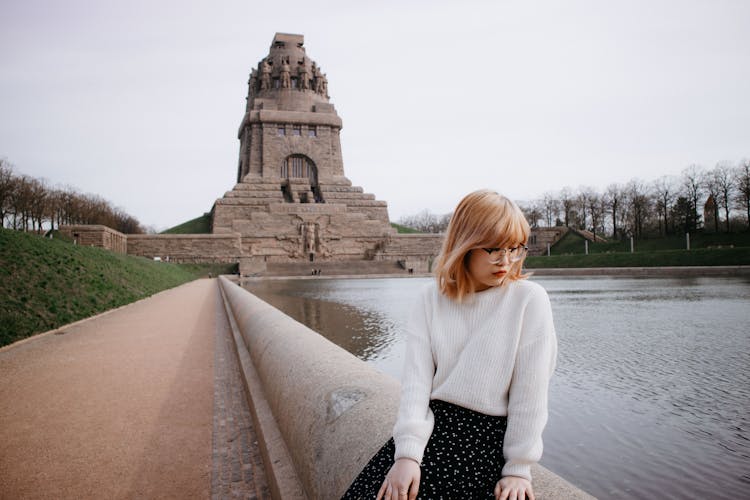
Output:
[376, 457, 421, 500]
[494, 475, 535, 500]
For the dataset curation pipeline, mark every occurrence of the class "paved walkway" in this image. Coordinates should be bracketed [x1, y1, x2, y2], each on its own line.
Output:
[0, 279, 269, 499]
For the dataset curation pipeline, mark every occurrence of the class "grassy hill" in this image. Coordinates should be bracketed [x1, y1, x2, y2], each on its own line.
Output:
[0, 228, 216, 347]
[161, 214, 211, 234]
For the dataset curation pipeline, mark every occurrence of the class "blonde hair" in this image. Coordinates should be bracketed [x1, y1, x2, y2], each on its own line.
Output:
[434, 190, 531, 302]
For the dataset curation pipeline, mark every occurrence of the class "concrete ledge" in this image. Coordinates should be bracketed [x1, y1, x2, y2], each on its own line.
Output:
[218, 276, 595, 499]
[218, 281, 306, 499]
[219, 276, 400, 499]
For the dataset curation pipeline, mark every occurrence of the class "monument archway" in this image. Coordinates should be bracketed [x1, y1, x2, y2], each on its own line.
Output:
[280, 154, 324, 203]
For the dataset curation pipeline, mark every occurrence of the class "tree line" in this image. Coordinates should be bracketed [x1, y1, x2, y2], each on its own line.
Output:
[399, 159, 750, 239]
[0, 159, 143, 234]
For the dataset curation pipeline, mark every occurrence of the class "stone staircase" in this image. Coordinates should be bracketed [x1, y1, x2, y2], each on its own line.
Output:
[570, 228, 608, 243]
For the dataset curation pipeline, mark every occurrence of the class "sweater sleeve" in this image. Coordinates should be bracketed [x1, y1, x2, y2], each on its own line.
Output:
[392, 287, 436, 464]
[501, 286, 557, 481]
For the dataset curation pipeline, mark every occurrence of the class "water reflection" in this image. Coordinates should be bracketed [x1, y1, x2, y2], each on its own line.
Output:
[242, 275, 750, 500]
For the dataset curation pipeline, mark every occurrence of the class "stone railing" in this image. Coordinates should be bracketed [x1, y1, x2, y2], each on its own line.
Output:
[217, 276, 595, 500]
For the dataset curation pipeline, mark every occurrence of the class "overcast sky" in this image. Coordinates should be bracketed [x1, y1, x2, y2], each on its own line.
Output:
[1, 0, 748, 230]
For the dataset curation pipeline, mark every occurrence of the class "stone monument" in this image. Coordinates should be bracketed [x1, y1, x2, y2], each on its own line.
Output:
[211, 33, 413, 275]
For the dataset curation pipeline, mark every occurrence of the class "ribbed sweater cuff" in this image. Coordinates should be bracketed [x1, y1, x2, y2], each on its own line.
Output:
[501, 463, 532, 482]
[393, 437, 426, 464]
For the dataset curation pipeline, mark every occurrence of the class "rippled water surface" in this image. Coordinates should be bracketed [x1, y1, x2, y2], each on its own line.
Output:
[243, 276, 750, 499]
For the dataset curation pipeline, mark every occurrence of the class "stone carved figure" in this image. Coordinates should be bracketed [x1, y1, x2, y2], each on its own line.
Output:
[320, 73, 329, 98]
[302, 222, 318, 254]
[248, 69, 258, 94]
[313, 65, 324, 94]
[311, 63, 320, 91]
[297, 61, 309, 90]
[260, 59, 272, 91]
[280, 57, 291, 89]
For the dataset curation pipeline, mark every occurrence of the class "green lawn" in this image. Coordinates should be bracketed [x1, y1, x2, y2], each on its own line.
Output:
[161, 214, 212, 234]
[0, 228, 227, 347]
[526, 247, 750, 268]
[391, 222, 422, 234]
[550, 230, 750, 255]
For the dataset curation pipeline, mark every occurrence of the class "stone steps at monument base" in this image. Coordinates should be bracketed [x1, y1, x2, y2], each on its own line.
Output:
[233, 180, 364, 191]
[220, 197, 280, 205]
[319, 192, 376, 201]
[318, 184, 364, 193]
[339, 200, 388, 207]
[263, 260, 408, 276]
[225, 190, 284, 198]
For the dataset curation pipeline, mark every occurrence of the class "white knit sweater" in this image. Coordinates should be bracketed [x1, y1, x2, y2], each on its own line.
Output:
[392, 278, 557, 481]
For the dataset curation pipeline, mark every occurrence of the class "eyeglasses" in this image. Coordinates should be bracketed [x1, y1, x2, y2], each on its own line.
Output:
[482, 246, 528, 264]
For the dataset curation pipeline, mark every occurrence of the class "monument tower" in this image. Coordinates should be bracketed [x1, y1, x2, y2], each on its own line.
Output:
[211, 33, 397, 274]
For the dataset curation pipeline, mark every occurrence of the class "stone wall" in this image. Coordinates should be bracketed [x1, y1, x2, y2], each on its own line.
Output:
[59, 225, 127, 254]
[378, 234, 444, 273]
[126, 233, 242, 263]
[529, 227, 568, 255]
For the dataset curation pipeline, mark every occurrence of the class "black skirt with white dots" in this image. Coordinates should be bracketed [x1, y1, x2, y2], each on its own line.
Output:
[341, 399, 508, 500]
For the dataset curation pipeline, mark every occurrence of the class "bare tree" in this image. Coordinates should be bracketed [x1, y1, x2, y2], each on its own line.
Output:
[398, 210, 449, 233]
[702, 168, 721, 232]
[0, 161, 144, 234]
[624, 179, 650, 239]
[604, 184, 625, 239]
[520, 201, 543, 229]
[712, 161, 735, 232]
[7, 174, 33, 230]
[541, 192, 560, 227]
[0, 159, 14, 227]
[681, 164, 704, 231]
[587, 191, 605, 242]
[734, 158, 750, 230]
[652, 176, 676, 236]
[575, 188, 591, 230]
[559, 187, 575, 228]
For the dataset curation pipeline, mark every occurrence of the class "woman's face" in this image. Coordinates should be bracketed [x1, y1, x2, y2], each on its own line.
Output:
[466, 248, 511, 292]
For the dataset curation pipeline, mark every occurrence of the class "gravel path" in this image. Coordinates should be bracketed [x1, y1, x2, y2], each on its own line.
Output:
[0, 279, 268, 499]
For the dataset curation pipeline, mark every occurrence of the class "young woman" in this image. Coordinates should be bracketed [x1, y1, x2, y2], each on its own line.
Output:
[342, 190, 557, 500]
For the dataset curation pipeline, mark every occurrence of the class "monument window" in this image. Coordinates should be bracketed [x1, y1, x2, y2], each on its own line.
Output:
[274, 41, 285, 48]
[308, 127, 317, 137]
[278, 126, 285, 136]
[287, 155, 309, 178]
[281, 155, 323, 203]
[292, 126, 301, 136]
